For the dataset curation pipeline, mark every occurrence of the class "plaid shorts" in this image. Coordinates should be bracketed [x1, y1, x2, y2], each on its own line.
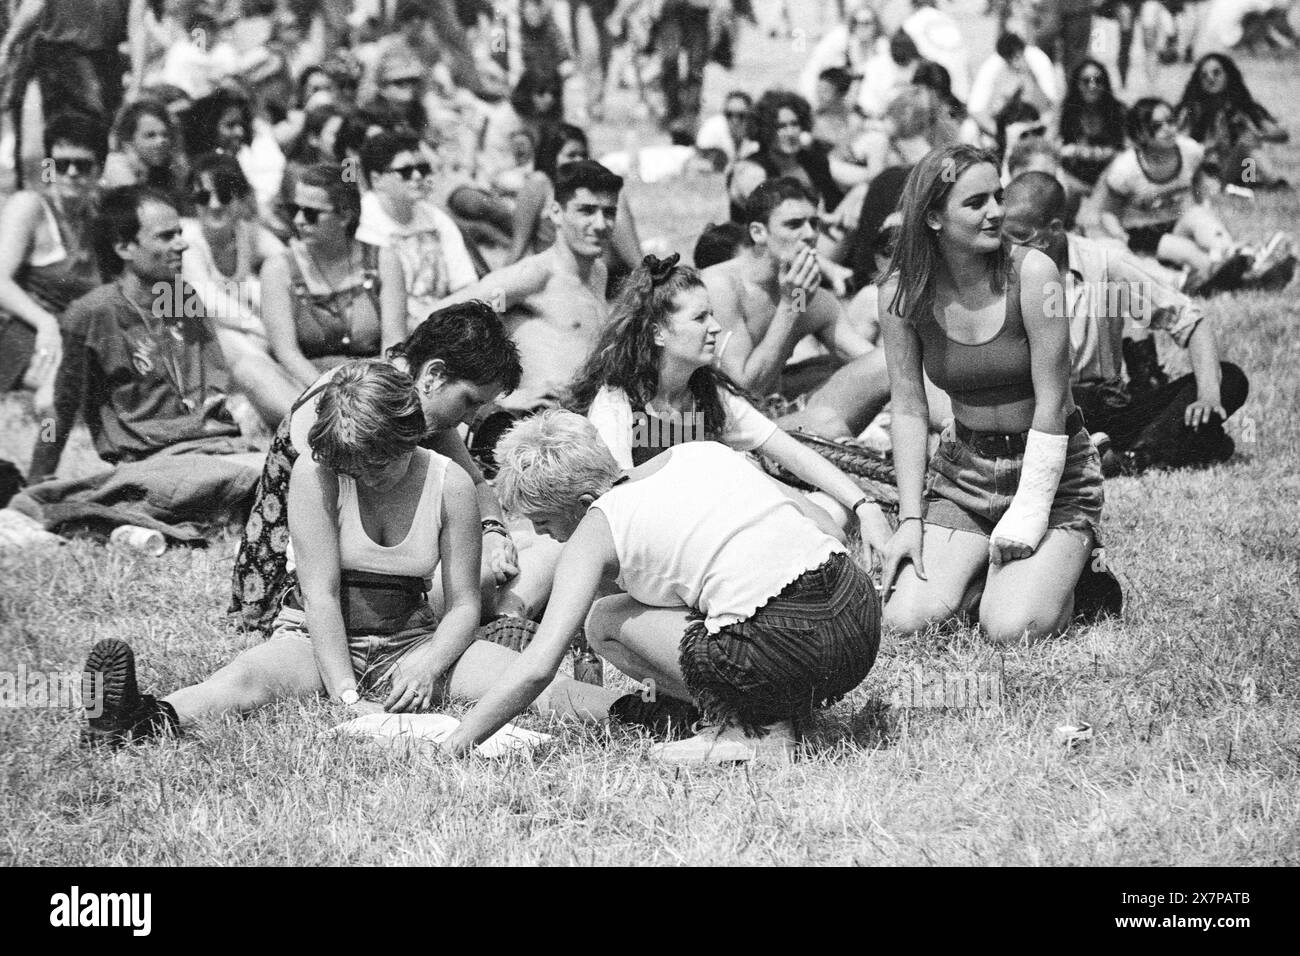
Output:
[679, 552, 880, 731]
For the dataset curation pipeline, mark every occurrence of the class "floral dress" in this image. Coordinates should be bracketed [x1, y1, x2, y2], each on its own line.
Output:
[228, 382, 327, 631]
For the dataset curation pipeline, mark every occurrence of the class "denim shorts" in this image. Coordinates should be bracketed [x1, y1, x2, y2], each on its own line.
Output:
[679, 552, 881, 731]
[270, 604, 440, 695]
[923, 421, 1104, 543]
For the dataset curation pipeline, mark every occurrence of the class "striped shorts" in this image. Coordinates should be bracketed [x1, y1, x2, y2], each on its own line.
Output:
[679, 552, 880, 731]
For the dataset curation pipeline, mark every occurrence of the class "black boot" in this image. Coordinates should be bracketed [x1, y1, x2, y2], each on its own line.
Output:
[82, 639, 179, 748]
[1074, 559, 1123, 623]
[1122, 338, 1168, 395]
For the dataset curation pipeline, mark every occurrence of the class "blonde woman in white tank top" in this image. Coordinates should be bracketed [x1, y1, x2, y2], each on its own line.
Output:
[79, 361, 613, 746]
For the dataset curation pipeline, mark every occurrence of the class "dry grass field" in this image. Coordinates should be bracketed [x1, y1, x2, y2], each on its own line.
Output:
[1, 6, 1298, 865]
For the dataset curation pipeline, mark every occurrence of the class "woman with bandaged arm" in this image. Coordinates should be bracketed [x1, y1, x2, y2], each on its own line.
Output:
[877, 145, 1105, 644]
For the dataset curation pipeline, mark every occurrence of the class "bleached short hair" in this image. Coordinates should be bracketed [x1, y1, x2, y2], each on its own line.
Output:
[494, 410, 620, 515]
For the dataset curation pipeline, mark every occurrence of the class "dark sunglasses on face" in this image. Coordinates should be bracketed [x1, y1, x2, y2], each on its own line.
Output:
[193, 184, 238, 207]
[287, 203, 329, 224]
[53, 157, 97, 175]
[1080, 74, 1105, 87]
[388, 162, 432, 180]
[726, 110, 750, 120]
[383, 76, 420, 88]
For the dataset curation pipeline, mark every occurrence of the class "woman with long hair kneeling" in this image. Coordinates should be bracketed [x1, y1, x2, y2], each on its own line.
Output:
[81, 362, 600, 746]
[443, 411, 881, 765]
[879, 145, 1105, 644]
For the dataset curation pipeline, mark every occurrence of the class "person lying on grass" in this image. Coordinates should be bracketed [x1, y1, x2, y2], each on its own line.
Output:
[81, 361, 612, 748]
[442, 411, 882, 766]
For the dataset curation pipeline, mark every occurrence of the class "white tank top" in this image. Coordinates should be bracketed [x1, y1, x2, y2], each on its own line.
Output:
[335, 450, 448, 579]
[591, 442, 845, 634]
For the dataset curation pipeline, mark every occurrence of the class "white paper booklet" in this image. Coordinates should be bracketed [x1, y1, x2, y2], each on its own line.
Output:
[325, 712, 552, 758]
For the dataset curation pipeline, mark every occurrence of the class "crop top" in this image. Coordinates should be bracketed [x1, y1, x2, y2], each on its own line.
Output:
[914, 247, 1034, 409]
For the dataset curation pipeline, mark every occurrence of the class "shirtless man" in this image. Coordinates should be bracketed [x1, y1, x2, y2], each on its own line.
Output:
[702, 176, 892, 437]
[434, 160, 623, 412]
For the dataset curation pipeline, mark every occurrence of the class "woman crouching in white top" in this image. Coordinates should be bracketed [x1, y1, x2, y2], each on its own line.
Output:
[80, 362, 605, 746]
[444, 411, 882, 765]
[568, 253, 895, 565]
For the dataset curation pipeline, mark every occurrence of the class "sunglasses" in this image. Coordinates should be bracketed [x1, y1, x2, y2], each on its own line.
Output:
[287, 203, 331, 224]
[1079, 74, 1105, 87]
[383, 76, 420, 88]
[388, 162, 432, 180]
[1150, 114, 1175, 131]
[726, 110, 750, 120]
[53, 156, 97, 175]
[192, 184, 238, 207]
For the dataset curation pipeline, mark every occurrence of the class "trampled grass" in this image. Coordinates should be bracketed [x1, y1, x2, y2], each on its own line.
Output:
[2, 12, 1299, 866]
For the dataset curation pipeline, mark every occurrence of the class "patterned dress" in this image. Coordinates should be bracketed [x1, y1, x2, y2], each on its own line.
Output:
[228, 382, 326, 632]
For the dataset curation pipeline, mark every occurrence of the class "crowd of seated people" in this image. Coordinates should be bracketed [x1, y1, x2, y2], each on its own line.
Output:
[0, 0, 1289, 767]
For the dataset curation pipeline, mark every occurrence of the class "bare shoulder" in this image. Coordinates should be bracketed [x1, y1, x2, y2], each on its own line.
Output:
[700, 259, 741, 303]
[1017, 247, 1061, 289]
[261, 247, 293, 280]
[1, 189, 43, 224]
[440, 453, 477, 502]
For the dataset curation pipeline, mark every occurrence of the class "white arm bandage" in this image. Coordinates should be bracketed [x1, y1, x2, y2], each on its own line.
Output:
[990, 429, 1069, 553]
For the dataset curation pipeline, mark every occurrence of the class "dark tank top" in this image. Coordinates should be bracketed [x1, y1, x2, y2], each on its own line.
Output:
[915, 248, 1035, 409]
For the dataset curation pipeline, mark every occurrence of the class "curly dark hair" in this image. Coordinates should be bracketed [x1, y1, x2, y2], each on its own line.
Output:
[1059, 59, 1126, 150]
[753, 90, 812, 153]
[510, 66, 564, 123]
[563, 254, 745, 440]
[182, 87, 254, 158]
[1176, 52, 1275, 144]
[534, 122, 588, 182]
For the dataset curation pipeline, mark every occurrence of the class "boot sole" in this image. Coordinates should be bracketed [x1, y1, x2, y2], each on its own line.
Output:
[82, 639, 140, 745]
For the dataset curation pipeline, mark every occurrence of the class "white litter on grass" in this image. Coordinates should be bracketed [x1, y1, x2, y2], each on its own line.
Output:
[1054, 723, 1094, 749]
[324, 712, 552, 759]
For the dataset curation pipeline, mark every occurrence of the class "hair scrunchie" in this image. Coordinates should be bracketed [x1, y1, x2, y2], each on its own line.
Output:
[640, 253, 681, 292]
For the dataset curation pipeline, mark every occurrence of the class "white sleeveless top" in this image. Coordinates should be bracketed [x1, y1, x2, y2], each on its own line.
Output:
[591, 442, 845, 634]
[335, 450, 448, 578]
[287, 448, 448, 579]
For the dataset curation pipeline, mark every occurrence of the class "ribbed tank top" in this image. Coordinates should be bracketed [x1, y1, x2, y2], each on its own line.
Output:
[336, 450, 448, 579]
[915, 248, 1035, 409]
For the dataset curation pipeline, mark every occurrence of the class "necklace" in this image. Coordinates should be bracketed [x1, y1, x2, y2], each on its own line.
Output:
[117, 280, 204, 413]
[300, 240, 360, 350]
